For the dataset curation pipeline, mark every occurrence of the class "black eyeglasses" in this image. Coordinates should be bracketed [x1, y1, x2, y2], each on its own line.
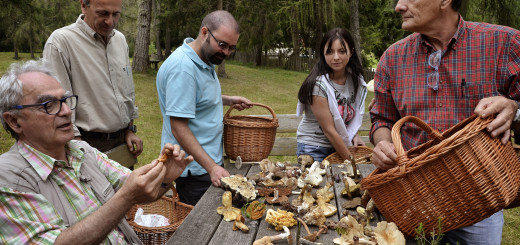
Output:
[207, 28, 237, 52]
[12, 95, 78, 115]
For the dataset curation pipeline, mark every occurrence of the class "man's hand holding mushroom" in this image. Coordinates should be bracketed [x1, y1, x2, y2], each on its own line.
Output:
[158, 143, 194, 185]
[117, 143, 192, 205]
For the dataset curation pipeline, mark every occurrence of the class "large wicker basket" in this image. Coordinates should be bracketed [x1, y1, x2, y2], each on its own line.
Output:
[126, 187, 193, 245]
[360, 115, 520, 237]
[323, 146, 373, 164]
[223, 103, 279, 162]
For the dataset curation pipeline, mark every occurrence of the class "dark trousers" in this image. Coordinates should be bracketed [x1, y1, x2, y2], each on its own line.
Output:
[175, 171, 212, 206]
[81, 134, 125, 152]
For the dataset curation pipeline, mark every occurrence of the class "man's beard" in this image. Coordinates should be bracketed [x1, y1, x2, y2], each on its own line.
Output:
[203, 38, 227, 65]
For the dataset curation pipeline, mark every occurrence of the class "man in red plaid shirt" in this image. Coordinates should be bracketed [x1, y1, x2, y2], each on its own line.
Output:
[370, 0, 520, 244]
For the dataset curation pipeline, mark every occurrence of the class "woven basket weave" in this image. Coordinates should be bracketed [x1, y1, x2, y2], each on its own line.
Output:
[323, 146, 373, 164]
[223, 103, 279, 162]
[126, 187, 193, 245]
[360, 115, 520, 237]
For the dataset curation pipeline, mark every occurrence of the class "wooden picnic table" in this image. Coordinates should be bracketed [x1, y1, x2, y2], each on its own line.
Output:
[167, 162, 417, 245]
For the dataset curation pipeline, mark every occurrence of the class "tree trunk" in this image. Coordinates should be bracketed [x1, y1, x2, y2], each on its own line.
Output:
[349, 0, 362, 65]
[132, 0, 153, 73]
[29, 22, 35, 59]
[164, 24, 171, 58]
[290, 5, 300, 57]
[13, 38, 19, 60]
[217, 0, 228, 78]
[255, 44, 262, 66]
[153, 0, 162, 60]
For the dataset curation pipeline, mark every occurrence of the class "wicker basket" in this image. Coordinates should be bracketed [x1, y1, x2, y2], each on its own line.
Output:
[360, 115, 520, 237]
[223, 103, 279, 162]
[126, 187, 193, 245]
[323, 146, 373, 164]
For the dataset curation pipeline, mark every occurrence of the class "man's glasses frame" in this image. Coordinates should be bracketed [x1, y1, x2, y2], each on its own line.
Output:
[427, 50, 442, 91]
[12, 95, 78, 115]
[206, 28, 237, 52]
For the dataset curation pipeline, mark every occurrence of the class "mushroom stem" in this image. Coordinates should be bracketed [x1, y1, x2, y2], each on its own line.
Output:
[351, 155, 359, 181]
[304, 225, 328, 242]
[296, 217, 312, 237]
[253, 226, 291, 245]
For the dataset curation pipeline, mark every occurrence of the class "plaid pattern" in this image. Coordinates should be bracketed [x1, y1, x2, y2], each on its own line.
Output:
[370, 16, 520, 150]
[0, 141, 131, 244]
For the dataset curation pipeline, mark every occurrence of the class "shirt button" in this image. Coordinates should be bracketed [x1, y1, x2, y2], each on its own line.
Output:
[439, 103, 443, 107]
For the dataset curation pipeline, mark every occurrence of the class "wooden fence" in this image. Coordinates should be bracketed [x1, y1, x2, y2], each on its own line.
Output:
[231, 51, 375, 81]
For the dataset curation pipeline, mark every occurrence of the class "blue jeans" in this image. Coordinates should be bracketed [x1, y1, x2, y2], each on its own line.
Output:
[443, 210, 503, 245]
[296, 142, 335, 163]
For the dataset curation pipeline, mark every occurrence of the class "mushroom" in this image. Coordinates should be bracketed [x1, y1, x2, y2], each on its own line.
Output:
[232, 214, 249, 233]
[341, 176, 361, 199]
[315, 195, 337, 217]
[244, 200, 266, 220]
[266, 189, 289, 204]
[298, 154, 314, 167]
[156, 148, 172, 162]
[304, 225, 328, 242]
[302, 205, 326, 226]
[335, 215, 367, 243]
[220, 175, 257, 204]
[216, 191, 241, 221]
[253, 226, 293, 245]
[373, 221, 405, 245]
[298, 161, 324, 188]
[265, 209, 297, 230]
[316, 181, 334, 203]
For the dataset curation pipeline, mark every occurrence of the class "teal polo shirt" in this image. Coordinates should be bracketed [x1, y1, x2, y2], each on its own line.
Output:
[156, 38, 223, 177]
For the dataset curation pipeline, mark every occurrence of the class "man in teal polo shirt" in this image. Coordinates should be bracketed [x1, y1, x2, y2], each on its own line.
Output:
[156, 10, 251, 205]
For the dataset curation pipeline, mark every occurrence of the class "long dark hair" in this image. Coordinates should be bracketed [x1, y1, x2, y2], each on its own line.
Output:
[298, 28, 364, 105]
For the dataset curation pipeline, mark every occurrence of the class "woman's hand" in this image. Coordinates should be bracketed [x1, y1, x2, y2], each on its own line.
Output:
[352, 134, 366, 146]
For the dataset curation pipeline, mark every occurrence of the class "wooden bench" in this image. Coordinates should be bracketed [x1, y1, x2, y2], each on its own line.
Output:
[269, 113, 371, 156]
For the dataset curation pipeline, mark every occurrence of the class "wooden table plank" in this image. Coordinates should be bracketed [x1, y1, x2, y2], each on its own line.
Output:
[167, 164, 251, 245]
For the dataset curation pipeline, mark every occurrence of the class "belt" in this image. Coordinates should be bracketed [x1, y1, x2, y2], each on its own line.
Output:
[79, 128, 125, 140]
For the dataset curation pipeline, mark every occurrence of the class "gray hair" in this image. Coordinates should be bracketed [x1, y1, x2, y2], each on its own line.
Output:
[0, 59, 56, 140]
[200, 10, 240, 34]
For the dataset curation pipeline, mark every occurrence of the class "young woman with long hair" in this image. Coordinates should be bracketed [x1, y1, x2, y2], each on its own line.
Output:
[296, 28, 367, 162]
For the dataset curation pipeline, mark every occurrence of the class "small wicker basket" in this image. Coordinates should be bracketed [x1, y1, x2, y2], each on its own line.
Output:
[360, 115, 520, 237]
[223, 103, 279, 162]
[323, 146, 373, 164]
[126, 187, 193, 245]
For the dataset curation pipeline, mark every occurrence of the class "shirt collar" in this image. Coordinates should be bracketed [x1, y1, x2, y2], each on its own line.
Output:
[17, 140, 86, 181]
[182, 38, 215, 70]
[76, 14, 115, 42]
[420, 14, 466, 52]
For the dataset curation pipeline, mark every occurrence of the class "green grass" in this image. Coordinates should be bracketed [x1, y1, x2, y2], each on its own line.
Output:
[0, 53, 518, 243]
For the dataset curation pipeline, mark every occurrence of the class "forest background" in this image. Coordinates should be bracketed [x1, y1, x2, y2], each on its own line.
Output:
[1, 0, 519, 73]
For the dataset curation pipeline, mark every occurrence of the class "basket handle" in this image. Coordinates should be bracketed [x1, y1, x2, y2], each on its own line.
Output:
[391, 115, 492, 174]
[224, 102, 277, 121]
[391, 116, 445, 173]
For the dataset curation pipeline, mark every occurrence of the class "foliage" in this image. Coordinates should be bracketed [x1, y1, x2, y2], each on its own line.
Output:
[414, 217, 445, 245]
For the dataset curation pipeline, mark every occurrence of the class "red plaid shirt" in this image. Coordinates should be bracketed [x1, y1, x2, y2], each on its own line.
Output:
[370, 16, 520, 150]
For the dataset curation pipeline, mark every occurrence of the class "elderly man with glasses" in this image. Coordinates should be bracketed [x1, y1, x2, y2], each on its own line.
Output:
[369, 0, 520, 244]
[0, 59, 192, 244]
[156, 10, 251, 205]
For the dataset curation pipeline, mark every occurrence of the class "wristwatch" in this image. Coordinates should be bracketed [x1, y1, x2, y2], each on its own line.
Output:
[127, 125, 137, 133]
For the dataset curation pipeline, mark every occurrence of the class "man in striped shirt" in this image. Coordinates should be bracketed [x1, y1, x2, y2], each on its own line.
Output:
[370, 0, 520, 244]
[0, 59, 193, 244]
